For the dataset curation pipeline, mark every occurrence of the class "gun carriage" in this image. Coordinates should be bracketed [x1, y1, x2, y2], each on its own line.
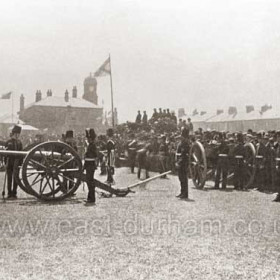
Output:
[0, 141, 131, 202]
[189, 140, 256, 189]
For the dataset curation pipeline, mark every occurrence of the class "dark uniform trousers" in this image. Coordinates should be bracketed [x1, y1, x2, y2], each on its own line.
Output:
[137, 151, 149, 179]
[128, 149, 137, 173]
[85, 162, 96, 202]
[214, 155, 229, 189]
[84, 141, 98, 202]
[178, 164, 188, 197]
[106, 139, 115, 184]
[176, 140, 190, 197]
[5, 139, 23, 197]
[233, 157, 245, 189]
[6, 159, 18, 197]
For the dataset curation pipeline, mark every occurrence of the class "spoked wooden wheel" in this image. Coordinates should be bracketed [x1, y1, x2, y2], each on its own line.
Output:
[22, 142, 83, 201]
[243, 142, 256, 189]
[189, 141, 207, 189]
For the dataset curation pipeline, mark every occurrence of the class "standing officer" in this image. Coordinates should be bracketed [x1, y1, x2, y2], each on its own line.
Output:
[127, 133, 138, 173]
[5, 125, 23, 199]
[84, 128, 98, 204]
[175, 128, 190, 199]
[232, 133, 246, 190]
[214, 135, 230, 189]
[106, 128, 115, 184]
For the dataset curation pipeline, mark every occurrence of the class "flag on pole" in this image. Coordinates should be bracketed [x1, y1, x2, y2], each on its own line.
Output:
[1, 91, 12, 99]
[94, 57, 111, 77]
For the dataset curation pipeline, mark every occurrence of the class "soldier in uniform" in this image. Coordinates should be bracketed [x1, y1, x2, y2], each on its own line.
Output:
[127, 133, 138, 173]
[255, 133, 269, 191]
[158, 108, 163, 119]
[106, 128, 115, 184]
[166, 109, 171, 119]
[84, 128, 98, 204]
[171, 112, 177, 124]
[135, 111, 142, 124]
[232, 133, 246, 190]
[5, 125, 23, 199]
[214, 135, 229, 189]
[96, 135, 107, 175]
[136, 143, 150, 180]
[142, 111, 148, 124]
[175, 128, 190, 199]
[151, 108, 158, 121]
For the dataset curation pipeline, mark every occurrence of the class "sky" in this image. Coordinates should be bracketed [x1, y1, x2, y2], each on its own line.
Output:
[0, 0, 280, 122]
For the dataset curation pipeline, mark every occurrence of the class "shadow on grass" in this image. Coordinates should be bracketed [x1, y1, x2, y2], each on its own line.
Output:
[179, 198, 195, 202]
[15, 198, 83, 206]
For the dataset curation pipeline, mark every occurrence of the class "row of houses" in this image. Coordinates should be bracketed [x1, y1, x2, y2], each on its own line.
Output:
[181, 105, 280, 132]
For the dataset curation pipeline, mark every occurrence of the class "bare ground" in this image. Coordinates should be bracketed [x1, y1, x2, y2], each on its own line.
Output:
[1, 168, 280, 280]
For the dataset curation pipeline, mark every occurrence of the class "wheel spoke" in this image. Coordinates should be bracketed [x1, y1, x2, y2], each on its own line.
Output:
[30, 174, 43, 187]
[58, 157, 75, 169]
[40, 177, 50, 195]
[59, 173, 76, 184]
[30, 159, 47, 170]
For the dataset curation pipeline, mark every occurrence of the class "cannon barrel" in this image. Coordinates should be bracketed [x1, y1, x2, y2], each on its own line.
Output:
[0, 149, 72, 160]
[0, 150, 28, 157]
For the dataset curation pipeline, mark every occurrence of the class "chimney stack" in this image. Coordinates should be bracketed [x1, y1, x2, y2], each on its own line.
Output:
[200, 111, 207, 116]
[192, 109, 198, 116]
[72, 86, 77, 98]
[35, 90, 42, 102]
[64, 90, 69, 102]
[20, 94, 24, 111]
[261, 104, 272, 113]
[216, 109, 223, 115]
[246, 105, 254, 113]
[47, 89, 52, 97]
[228, 106, 237, 115]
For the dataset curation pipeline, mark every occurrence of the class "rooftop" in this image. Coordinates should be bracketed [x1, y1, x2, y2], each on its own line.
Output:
[25, 96, 102, 110]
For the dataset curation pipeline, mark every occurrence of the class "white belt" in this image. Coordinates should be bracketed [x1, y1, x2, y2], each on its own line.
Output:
[235, 156, 243, 159]
[256, 155, 263, 159]
[219, 154, 228, 157]
[85, 158, 96, 161]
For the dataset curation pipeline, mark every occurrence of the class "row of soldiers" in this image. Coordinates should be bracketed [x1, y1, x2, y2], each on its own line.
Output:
[135, 108, 177, 125]
[124, 126, 280, 201]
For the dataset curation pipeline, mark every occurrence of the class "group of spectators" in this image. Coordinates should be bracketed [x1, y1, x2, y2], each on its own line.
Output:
[2, 114, 280, 199]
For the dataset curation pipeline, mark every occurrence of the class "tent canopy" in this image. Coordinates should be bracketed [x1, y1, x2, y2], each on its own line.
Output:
[8, 124, 39, 131]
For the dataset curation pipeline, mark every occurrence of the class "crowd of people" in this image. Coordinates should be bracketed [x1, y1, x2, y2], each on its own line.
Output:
[2, 113, 280, 203]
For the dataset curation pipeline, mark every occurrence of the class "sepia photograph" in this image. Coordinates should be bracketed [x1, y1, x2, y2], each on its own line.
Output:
[1, 0, 280, 279]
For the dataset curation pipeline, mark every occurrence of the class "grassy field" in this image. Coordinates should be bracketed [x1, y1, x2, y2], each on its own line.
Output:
[1, 167, 280, 280]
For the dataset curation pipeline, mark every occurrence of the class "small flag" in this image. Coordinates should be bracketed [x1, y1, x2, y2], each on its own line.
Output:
[1, 91, 12, 99]
[94, 57, 111, 77]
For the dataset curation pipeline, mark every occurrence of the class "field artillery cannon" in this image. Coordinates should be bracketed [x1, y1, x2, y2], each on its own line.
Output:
[189, 141, 256, 189]
[0, 141, 131, 202]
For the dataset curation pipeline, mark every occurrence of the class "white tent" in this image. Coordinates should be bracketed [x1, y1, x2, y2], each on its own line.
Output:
[8, 124, 39, 131]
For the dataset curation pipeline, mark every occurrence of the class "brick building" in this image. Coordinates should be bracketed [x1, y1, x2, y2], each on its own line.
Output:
[19, 75, 104, 134]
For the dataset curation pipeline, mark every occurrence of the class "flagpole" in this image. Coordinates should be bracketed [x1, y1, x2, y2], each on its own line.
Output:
[12, 92, 14, 123]
[109, 54, 115, 127]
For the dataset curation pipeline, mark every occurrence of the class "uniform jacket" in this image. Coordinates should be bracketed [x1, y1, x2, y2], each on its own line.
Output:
[176, 140, 190, 167]
[5, 138, 23, 166]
